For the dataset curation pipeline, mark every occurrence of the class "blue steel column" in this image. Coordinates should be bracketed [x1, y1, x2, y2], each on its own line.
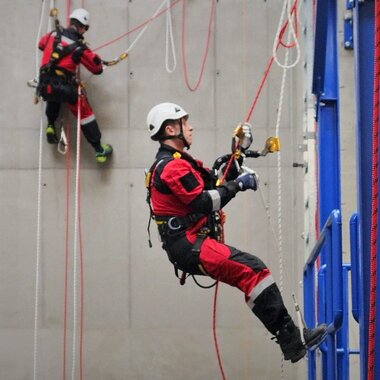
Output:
[353, 1, 377, 379]
[311, 0, 342, 378]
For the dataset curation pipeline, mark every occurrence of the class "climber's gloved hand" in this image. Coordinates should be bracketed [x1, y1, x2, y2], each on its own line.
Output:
[235, 167, 259, 191]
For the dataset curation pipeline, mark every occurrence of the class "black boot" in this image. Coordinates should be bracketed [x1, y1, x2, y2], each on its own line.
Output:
[275, 321, 306, 363]
[46, 123, 58, 144]
[274, 321, 327, 363]
[303, 324, 328, 351]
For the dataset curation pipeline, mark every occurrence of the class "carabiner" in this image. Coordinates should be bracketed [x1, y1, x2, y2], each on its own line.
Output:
[57, 126, 68, 155]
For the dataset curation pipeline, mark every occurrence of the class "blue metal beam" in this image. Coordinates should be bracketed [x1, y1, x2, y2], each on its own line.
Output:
[313, 0, 341, 257]
[311, 0, 342, 378]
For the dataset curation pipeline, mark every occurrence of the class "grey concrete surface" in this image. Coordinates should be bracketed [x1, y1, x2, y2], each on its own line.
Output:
[1, 0, 357, 379]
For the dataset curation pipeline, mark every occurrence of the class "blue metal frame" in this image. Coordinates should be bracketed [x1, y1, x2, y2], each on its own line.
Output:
[304, 210, 343, 380]
[313, 0, 341, 230]
[311, 0, 342, 375]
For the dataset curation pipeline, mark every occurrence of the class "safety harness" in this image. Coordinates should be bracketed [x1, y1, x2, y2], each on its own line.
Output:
[145, 147, 220, 287]
[38, 27, 84, 104]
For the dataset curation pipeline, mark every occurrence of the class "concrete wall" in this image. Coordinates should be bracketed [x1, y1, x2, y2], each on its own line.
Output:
[0, 0, 356, 379]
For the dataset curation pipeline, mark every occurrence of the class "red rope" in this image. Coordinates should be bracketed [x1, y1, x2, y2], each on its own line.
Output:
[368, 1, 380, 378]
[278, 1, 299, 49]
[93, 0, 182, 52]
[66, 0, 72, 27]
[62, 92, 85, 380]
[181, 0, 216, 91]
[213, 282, 227, 380]
[211, 4, 301, 379]
[77, 95, 85, 380]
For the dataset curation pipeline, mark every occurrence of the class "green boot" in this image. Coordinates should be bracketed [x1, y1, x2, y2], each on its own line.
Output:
[46, 123, 58, 144]
[95, 144, 113, 163]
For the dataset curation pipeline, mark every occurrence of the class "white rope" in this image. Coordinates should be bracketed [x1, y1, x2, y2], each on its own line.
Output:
[273, 17, 294, 380]
[272, 0, 300, 69]
[122, 0, 170, 57]
[71, 85, 82, 380]
[33, 107, 44, 380]
[35, 1, 47, 76]
[274, 52, 289, 297]
[165, 0, 177, 73]
[84, 0, 170, 85]
[33, 1, 51, 379]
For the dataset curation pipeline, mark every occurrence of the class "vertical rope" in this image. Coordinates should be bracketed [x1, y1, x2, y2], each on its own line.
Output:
[79, 178, 85, 380]
[244, 0, 298, 123]
[33, 104, 45, 380]
[273, 21, 293, 380]
[71, 87, 82, 380]
[63, 107, 71, 380]
[66, 0, 72, 27]
[368, 1, 380, 378]
[33, 2, 49, 379]
[213, 282, 227, 380]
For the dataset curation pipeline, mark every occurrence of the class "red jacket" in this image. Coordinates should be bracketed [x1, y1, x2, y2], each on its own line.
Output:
[39, 27, 103, 75]
[150, 145, 239, 241]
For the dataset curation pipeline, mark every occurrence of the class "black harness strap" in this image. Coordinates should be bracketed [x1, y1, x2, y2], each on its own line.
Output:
[145, 147, 218, 288]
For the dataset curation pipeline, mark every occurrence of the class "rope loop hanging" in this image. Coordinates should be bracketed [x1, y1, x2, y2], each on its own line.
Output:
[272, 0, 300, 69]
[181, 0, 216, 91]
[165, 0, 177, 73]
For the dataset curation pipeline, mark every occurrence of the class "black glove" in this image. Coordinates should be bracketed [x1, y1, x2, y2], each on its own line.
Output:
[235, 170, 259, 191]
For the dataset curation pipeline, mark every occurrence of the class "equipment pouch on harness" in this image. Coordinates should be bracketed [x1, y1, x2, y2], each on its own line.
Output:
[38, 69, 78, 104]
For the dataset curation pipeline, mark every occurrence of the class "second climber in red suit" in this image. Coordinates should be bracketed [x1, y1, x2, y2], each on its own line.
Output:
[38, 8, 112, 163]
[146, 102, 327, 363]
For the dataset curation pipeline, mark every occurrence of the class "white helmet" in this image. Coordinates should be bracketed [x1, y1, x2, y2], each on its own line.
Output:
[69, 8, 90, 27]
[147, 102, 188, 140]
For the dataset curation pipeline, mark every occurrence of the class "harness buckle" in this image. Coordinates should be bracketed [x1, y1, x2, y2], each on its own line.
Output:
[167, 217, 182, 231]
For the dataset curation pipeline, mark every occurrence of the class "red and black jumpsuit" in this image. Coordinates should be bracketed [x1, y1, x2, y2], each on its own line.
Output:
[150, 144, 293, 335]
[39, 27, 104, 151]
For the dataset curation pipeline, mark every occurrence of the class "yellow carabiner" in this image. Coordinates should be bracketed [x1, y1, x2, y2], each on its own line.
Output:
[265, 136, 281, 152]
[50, 7, 58, 18]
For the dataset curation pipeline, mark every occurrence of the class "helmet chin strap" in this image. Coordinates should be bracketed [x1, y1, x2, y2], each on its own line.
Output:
[177, 118, 190, 150]
[160, 118, 190, 149]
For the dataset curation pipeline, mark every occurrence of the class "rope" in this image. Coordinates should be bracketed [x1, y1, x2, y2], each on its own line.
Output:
[213, 282, 227, 380]
[71, 85, 83, 380]
[165, 0, 177, 73]
[181, 0, 216, 91]
[93, 0, 181, 52]
[33, 1, 52, 378]
[368, 0, 380, 377]
[79, 189, 85, 380]
[272, 0, 300, 69]
[66, 0, 72, 27]
[33, 105, 44, 380]
[244, 0, 299, 124]
[215, 3, 301, 378]
[63, 114, 71, 380]
[273, 16, 293, 380]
